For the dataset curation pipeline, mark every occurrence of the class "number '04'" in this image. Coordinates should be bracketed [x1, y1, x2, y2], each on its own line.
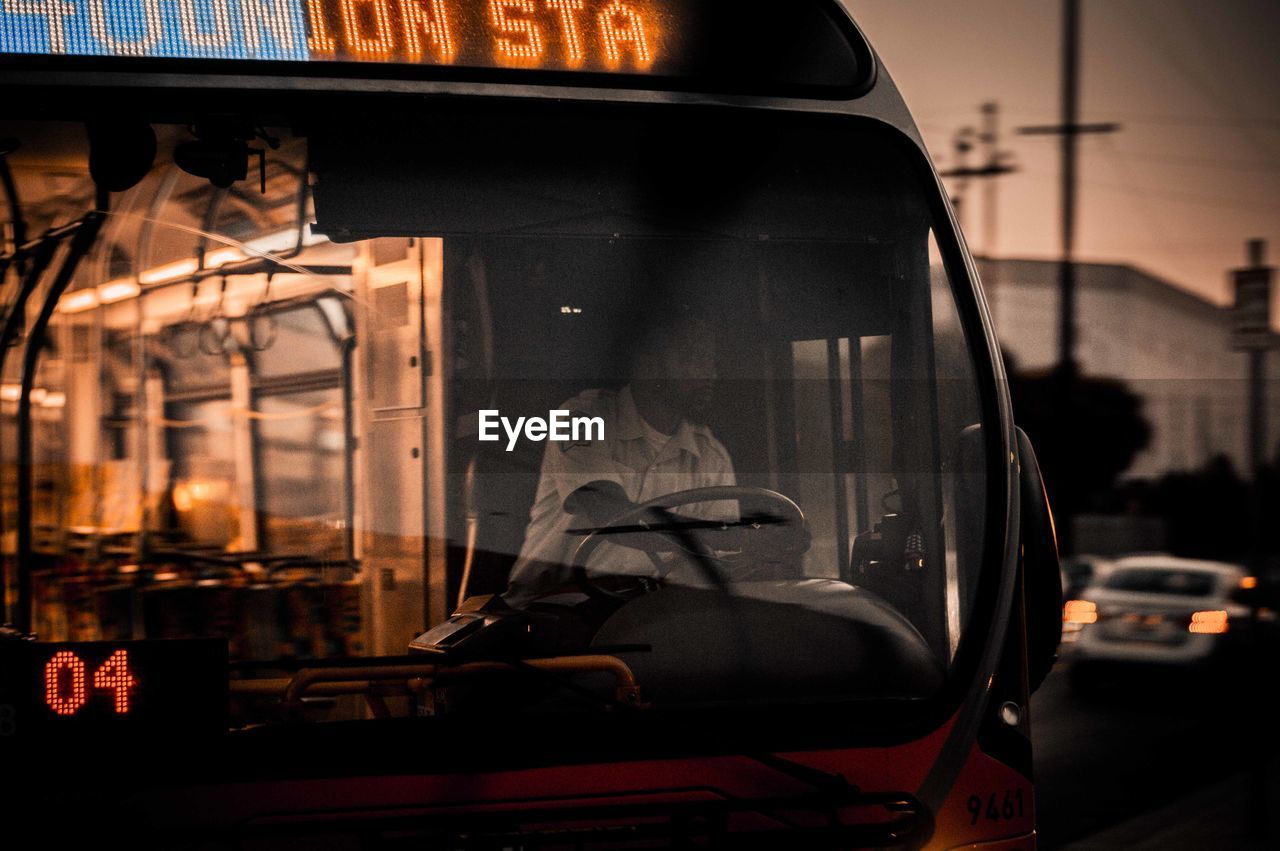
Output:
[44, 650, 136, 716]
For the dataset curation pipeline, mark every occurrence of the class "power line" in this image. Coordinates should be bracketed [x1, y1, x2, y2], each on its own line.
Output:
[1017, 171, 1280, 216]
[1088, 150, 1280, 175]
[934, 104, 1280, 129]
[1114, 1, 1280, 162]
[1123, 115, 1280, 130]
[1017, 130, 1280, 173]
[1094, 136, 1183, 267]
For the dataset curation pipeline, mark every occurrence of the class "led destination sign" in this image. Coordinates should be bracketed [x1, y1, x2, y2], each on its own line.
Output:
[0, 0, 671, 71]
[0, 0, 872, 93]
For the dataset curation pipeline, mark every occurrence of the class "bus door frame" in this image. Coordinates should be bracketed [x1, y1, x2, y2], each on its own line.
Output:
[356, 237, 449, 654]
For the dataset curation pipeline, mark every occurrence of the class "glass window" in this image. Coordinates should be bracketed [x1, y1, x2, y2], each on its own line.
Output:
[257, 389, 346, 560]
[314, 108, 992, 705]
[254, 306, 342, 378]
[167, 400, 237, 548]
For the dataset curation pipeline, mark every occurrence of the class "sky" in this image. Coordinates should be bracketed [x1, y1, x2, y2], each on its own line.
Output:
[847, 0, 1280, 307]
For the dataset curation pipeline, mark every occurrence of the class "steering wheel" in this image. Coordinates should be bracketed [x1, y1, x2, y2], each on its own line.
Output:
[570, 486, 807, 601]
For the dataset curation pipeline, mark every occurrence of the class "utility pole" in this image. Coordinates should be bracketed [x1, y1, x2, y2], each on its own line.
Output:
[943, 127, 978, 233]
[939, 107, 1016, 253]
[1231, 239, 1275, 842]
[1018, 0, 1119, 378]
[980, 103, 1002, 257]
[940, 104, 1018, 321]
[1015, 0, 1118, 556]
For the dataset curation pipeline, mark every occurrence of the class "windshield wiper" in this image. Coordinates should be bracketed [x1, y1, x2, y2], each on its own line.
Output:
[567, 513, 788, 537]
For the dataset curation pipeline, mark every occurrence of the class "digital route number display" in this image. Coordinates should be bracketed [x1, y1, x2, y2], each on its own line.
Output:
[0, 0, 681, 73]
[0, 638, 227, 739]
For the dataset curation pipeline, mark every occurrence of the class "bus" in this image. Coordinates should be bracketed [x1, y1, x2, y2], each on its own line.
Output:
[0, 1, 1062, 846]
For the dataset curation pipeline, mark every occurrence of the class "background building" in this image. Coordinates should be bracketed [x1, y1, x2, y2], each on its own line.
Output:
[978, 257, 1280, 480]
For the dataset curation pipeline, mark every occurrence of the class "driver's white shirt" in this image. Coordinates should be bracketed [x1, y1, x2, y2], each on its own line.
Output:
[505, 386, 736, 605]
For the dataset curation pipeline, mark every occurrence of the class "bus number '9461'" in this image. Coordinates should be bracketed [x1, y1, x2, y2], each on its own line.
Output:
[966, 788, 1025, 825]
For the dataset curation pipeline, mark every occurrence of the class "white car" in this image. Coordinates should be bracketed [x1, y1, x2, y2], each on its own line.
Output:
[1060, 553, 1117, 601]
[1063, 556, 1254, 680]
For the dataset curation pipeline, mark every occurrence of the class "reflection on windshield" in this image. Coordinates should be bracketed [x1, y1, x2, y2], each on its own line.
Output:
[7, 115, 988, 717]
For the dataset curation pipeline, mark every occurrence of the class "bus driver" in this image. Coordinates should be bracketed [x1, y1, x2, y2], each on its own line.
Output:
[504, 307, 736, 606]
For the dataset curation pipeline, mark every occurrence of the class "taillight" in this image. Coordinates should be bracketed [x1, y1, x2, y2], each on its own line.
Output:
[1063, 600, 1098, 625]
[1189, 610, 1229, 635]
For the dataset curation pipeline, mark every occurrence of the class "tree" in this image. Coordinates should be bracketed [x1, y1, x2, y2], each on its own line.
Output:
[1003, 353, 1152, 520]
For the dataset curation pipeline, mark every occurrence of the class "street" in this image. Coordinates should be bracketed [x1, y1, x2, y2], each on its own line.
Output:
[1032, 660, 1274, 848]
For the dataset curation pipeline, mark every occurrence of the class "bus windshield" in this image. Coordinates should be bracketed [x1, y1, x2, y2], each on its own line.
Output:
[8, 105, 990, 717]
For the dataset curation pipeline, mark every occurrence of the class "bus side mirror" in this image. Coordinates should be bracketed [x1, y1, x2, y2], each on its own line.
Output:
[1016, 427, 1062, 693]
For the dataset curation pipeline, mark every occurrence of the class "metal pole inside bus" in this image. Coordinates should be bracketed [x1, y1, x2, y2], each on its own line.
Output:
[0, 233, 66, 625]
[14, 212, 104, 633]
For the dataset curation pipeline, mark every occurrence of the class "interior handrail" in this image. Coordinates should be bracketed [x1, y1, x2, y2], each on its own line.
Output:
[228, 654, 644, 717]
